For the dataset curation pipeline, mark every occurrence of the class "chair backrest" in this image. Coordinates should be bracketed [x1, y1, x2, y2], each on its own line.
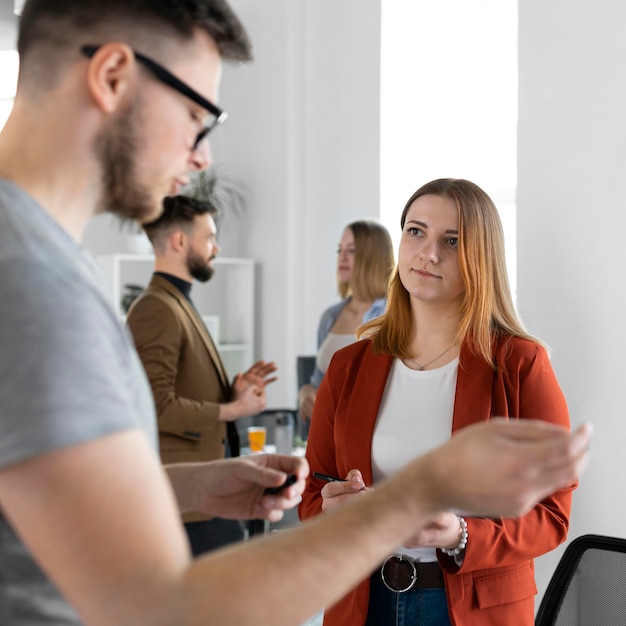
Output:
[297, 355, 316, 389]
[535, 534, 626, 625]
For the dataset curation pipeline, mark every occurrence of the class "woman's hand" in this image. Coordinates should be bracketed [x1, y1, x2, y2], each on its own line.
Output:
[298, 384, 317, 423]
[320, 469, 369, 513]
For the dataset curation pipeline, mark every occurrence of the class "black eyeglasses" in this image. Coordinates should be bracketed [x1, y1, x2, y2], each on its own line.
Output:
[81, 45, 228, 150]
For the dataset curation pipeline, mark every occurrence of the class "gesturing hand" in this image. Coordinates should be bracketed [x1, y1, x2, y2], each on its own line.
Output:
[410, 419, 592, 519]
[234, 360, 278, 393]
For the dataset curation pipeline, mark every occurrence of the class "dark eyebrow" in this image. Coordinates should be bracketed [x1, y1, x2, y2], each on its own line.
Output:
[406, 219, 458, 235]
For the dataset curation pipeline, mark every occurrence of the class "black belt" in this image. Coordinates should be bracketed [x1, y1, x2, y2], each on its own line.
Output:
[380, 555, 444, 592]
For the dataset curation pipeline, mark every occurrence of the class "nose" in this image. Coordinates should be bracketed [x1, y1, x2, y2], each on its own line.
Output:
[191, 138, 212, 171]
[420, 241, 440, 264]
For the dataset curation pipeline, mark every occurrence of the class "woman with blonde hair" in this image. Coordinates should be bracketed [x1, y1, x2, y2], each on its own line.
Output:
[298, 219, 395, 424]
[299, 179, 573, 626]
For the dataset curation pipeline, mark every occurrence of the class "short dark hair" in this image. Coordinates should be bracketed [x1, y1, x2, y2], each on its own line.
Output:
[17, 0, 252, 89]
[144, 194, 216, 235]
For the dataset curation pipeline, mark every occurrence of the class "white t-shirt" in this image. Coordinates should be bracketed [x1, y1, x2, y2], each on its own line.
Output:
[372, 357, 459, 562]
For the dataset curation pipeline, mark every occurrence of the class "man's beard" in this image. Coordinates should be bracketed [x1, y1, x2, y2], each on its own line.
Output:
[93, 96, 158, 223]
[187, 249, 215, 283]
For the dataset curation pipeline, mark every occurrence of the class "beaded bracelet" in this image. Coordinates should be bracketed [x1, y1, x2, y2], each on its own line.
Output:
[441, 516, 468, 556]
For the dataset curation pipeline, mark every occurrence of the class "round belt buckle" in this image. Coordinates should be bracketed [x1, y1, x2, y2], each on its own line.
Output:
[380, 554, 417, 593]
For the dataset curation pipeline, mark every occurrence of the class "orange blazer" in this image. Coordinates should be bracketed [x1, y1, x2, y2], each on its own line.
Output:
[299, 336, 573, 626]
[127, 275, 238, 522]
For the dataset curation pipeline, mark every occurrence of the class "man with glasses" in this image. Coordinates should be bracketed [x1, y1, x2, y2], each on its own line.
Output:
[81, 45, 228, 151]
[0, 1, 590, 625]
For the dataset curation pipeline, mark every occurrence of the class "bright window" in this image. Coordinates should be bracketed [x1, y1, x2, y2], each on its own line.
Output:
[0, 50, 18, 131]
[380, 0, 518, 297]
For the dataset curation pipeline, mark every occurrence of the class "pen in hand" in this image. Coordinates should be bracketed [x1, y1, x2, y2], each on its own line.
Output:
[312, 471, 348, 483]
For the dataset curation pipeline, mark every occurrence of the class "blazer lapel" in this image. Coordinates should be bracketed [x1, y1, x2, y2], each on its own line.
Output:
[180, 297, 230, 392]
[452, 339, 503, 432]
[340, 346, 393, 487]
[149, 276, 230, 392]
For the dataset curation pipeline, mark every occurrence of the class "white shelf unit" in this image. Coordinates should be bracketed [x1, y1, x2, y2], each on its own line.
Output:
[97, 254, 255, 380]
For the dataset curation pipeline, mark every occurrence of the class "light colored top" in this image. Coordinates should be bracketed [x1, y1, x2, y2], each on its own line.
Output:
[372, 357, 459, 562]
[310, 297, 386, 388]
[0, 179, 156, 624]
[316, 332, 356, 375]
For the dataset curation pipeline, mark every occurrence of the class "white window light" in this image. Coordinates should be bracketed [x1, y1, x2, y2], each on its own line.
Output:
[0, 51, 18, 132]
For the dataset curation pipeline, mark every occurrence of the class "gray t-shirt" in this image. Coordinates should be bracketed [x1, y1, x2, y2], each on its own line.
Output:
[0, 180, 157, 624]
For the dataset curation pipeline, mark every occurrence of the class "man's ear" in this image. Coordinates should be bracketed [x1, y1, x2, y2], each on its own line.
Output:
[84, 43, 136, 113]
[169, 229, 187, 253]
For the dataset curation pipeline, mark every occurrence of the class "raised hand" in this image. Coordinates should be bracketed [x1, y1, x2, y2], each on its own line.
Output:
[231, 381, 266, 418]
[403, 419, 592, 519]
[235, 360, 278, 391]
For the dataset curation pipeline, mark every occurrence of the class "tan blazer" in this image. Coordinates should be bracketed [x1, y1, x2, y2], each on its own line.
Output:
[127, 274, 239, 522]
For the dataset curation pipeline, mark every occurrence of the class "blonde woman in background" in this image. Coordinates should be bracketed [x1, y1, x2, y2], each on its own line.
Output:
[298, 219, 395, 425]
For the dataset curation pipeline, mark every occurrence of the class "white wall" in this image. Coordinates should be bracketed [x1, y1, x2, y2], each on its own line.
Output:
[518, 0, 626, 601]
[215, 0, 381, 407]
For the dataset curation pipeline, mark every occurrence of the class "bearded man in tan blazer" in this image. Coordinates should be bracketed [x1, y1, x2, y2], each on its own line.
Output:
[127, 194, 277, 555]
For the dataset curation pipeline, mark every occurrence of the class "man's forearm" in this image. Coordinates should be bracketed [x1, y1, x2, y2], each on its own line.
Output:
[175, 420, 590, 626]
[165, 463, 205, 514]
[185, 467, 431, 626]
[157, 398, 221, 433]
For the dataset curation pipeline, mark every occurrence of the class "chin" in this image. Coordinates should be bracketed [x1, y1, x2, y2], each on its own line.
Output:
[138, 194, 168, 224]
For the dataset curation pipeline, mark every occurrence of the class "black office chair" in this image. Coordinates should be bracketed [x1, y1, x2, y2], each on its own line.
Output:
[535, 534, 626, 625]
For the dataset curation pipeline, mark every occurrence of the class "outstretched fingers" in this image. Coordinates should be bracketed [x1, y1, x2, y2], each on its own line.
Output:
[525, 422, 591, 484]
[429, 419, 593, 518]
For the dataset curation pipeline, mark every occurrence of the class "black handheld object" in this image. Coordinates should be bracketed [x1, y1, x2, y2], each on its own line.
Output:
[263, 473, 298, 495]
[312, 472, 347, 483]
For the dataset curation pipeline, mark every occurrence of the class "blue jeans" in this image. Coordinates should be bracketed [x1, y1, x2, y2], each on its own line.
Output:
[365, 572, 452, 626]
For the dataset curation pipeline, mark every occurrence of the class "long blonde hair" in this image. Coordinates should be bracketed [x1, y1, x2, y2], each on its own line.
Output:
[360, 179, 536, 367]
[338, 220, 395, 301]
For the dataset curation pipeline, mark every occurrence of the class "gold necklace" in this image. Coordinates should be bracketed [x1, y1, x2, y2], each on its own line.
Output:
[407, 343, 458, 371]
